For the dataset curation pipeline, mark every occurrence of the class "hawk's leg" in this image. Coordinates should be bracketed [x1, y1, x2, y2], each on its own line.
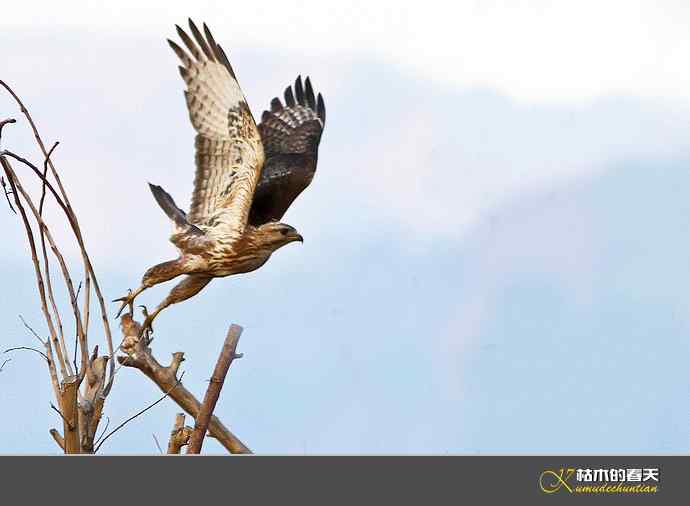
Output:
[139, 274, 213, 337]
[113, 258, 187, 318]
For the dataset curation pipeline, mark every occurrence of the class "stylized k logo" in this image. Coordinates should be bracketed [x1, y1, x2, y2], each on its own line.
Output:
[539, 468, 575, 494]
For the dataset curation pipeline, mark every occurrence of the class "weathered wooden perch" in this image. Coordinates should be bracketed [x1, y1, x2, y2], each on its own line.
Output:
[117, 315, 251, 454]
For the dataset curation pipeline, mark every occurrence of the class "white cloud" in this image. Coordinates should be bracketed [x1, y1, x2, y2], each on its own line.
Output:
[353, 88, 690, 242]
[3, 1, 690, 103]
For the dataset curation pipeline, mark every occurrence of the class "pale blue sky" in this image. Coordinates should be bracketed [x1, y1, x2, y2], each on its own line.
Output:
[2, 3, 690, 453]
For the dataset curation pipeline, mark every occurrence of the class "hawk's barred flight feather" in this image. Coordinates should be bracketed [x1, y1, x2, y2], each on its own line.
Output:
[251, 76, 325, 225]
[168, 19, 264, 231]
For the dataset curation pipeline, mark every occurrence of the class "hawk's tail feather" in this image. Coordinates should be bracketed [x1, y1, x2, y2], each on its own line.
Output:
[149, 183, 198, 232]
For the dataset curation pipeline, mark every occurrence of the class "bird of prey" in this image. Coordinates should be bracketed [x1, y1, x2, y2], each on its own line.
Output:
[114, 19, 325, 335]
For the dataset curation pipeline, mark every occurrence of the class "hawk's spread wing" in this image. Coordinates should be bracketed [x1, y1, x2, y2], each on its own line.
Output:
[169, 19, 264, 232]
[249, 76, 325, 226]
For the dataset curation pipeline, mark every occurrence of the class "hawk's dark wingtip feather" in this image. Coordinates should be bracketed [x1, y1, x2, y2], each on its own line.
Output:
[270, 97, 283, 112]
[294, 76, 305, 105]
[304, 77, 316, 110]
[168, 39, 191, 66]
[188, 19, 214, 61]
[202, 23, 220, 62]
[215, 44, 236, 78]
[176, 24, 201, 61]
[317, 93, 326, 123]
[284, 86, 296, 106]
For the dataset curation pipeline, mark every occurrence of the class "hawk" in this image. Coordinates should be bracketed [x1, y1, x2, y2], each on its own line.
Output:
[114, 19, 325, 334]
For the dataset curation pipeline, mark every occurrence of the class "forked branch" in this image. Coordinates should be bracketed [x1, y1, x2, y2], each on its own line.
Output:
[117, 315, 251, 454]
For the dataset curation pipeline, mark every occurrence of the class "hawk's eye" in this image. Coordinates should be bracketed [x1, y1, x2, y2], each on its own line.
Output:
[280, 228, 289, 235]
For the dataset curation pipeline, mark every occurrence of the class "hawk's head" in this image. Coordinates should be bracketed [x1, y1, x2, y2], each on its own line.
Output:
[255, 222, 303, 250]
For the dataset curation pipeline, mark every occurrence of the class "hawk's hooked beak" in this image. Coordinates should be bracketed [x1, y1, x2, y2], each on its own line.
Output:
[281, 225, 302, 244]
[286, 230, 303, 243]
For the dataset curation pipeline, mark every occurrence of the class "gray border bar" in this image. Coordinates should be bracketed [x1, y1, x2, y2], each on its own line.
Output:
[0, 456, 684, 504]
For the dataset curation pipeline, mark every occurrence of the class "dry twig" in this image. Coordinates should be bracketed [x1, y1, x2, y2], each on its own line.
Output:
[152, 433, 164, 454]
[94, 372, 185, 453]
[1, 154, 63, 402]
[18, 315, 46, 345]
[4, 346, 49, 362]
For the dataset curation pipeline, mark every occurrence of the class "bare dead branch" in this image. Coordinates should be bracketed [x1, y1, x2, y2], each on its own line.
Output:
[0, 118, 18, 214]
[35, 140, 74, 378]
[1, 175, 15, 213]
[0, 358, 10, 372]
[0, 117, 16, 141]
[37, 219, 70, 379]
[0, 85, 116, 390]
[152, 433, 163, 454]
[3, 144, 91, 452]
[50, 402, 73, 430]
[18, 315, 46, 345]
[49, 428, 64, 450]
[7, 149, 100, 368]
[4, 346, 49, 362]
[2, 154, 83, 372]
[7, 167, 88, 379]
[72, 281, 83, 373]
[1, 155, 62, 401]
[38, 141, 58, 215]
[94, 372, 185, 453]
[2, 86, 114, 453]
[117, 314, 251, 454]
[1, 151, 69, 211]
[187, 324, 243, 454]
[93, 416, 110, 445]
[74, 281, 82, 303]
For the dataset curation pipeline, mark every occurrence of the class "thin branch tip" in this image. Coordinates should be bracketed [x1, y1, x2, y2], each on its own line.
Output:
[187, 323, 244, 454]
[50, 403, 74, 431]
